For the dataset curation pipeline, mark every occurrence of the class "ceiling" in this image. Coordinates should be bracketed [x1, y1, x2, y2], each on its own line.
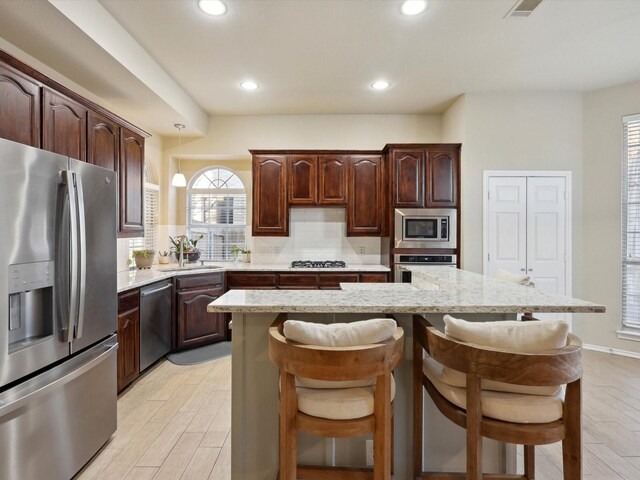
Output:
[1, 0, 640, 135]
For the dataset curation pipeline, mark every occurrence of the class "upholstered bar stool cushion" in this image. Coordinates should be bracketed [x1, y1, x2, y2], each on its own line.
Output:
[494, 268, 531, 285]
[282, 318, 398, 418]
[297, 376, 397, 420]
[439, 315, 568, 396]
[423, 357, 563, 424]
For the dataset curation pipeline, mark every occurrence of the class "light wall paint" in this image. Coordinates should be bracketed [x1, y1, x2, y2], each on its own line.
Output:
[579, 79, 640, 354]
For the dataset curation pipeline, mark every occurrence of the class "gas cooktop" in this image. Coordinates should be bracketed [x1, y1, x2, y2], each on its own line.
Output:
[290, 260, 347, 269]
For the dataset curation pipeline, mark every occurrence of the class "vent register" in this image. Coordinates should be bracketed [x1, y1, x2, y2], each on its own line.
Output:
[505, 0, 543, 18]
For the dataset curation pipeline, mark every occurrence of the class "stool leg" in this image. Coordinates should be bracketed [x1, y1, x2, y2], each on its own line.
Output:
[413, 340, 424, 479]
[279, 371, 297, 480]
[524, 445, 535, 479]
[562, 380, 582, 480]
[374, 372, 392, 480]
[466, 374, 482, 480]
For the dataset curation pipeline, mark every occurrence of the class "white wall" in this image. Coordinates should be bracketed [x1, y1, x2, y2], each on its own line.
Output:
[442, 93, 585, 306]
[579, 80, 640, 354]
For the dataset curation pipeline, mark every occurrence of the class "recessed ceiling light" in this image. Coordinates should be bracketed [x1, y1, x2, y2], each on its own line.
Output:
[371, 80, 390, 90]
[198, 0, 227, 16]
[401, 0, 427, 16]
[240, 81, 259, 90]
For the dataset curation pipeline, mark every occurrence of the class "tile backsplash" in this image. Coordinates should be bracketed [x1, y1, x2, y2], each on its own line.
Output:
[250, 208, 383, 264]
[117, 209, 384, 272]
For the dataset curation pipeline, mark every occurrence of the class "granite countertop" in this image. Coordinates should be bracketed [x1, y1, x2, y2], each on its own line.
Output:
[207, 267, 606, 314]
[117, 262, 391, 293]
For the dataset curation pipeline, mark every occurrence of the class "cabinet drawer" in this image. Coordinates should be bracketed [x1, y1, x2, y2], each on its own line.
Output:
[118, 289, 139, 313]
[278, 273, 318, 288]
[227, 272, 277, 288]
[360, 273, 388, 283]
[318, 273, 359, 288]
[175, 273, 224, 290]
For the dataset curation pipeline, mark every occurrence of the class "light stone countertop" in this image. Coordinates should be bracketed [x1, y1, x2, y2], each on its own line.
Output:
[207, 267, 606, 314]
[117, 262, 390, 293]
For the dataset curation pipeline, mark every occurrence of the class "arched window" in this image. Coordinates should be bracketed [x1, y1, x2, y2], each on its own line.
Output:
[187, 167, 247, 261]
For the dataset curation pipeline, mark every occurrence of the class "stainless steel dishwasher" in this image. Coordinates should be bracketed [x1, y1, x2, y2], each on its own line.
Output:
[140, 280, 173, 371]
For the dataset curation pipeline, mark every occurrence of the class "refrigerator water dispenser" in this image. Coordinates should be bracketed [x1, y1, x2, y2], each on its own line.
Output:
[8, 261, 54, 353]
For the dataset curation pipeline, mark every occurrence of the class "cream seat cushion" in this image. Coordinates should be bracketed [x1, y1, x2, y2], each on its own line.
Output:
[283, 318, 397, 347]
[494, 269, 531, 285]
[423, 357, 563, 424]
[440, 315, 568, 396]
[297, 375, 396, 420]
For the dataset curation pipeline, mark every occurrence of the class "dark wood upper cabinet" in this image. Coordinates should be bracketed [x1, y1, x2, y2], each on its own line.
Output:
[347, 155, 385, 236]
[392, 149, 425, 207]
[426, 148, 459, 208]
[0, 63, 40, 148]
[288, 155, 317, 205]
[318, 155, 348, 205]
[253, 155, 288, 236]
[119, 128, 145, 237]
[42, 88, 87, 161]
[88, 111, 120, 172]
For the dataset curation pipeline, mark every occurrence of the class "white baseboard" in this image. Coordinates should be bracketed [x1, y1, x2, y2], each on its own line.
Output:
[583, 343, 640, 360]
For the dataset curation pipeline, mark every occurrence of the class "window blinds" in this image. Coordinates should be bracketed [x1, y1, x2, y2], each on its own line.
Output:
[129, 183, 159, 259]
[622, 114, 640, 330]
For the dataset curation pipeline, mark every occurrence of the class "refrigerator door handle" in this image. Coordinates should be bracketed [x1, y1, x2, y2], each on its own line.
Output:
[74, 173, 87, 340]
[0, 337, 117, 418]
[61, 171, 79, 344]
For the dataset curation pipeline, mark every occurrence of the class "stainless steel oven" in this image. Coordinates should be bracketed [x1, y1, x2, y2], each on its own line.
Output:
[394, 254, 457, 283]
[394, 208, 457, 249]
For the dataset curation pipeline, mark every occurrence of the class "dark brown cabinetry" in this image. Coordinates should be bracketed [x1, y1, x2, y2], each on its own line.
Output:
[288, 155, 317, 205]
[347, 155, 385, 236]
[253, 155, 289, 236]
[119, 128, 145, 237]
[43, 88, 87, 161]
[88, 111, 120, 171]
[117, 290, 140, 392]
[176, 273, 227, 350]
[318, 155, 348, 205]
[226, 271, 389, 290]
[391, 149, 425, 207]
[0, 63, 40, 147]
[426, 148, 459, 208]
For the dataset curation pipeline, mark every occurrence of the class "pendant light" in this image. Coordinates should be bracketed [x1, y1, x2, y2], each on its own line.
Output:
[171, 123, 187, 187]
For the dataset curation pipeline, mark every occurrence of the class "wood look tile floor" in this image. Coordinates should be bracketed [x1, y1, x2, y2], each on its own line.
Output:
[75, 350, 640, 480]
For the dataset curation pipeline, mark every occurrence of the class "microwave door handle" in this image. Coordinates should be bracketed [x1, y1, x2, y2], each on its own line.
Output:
[61, 171, 78, 343]
[74, 173, 86, 340]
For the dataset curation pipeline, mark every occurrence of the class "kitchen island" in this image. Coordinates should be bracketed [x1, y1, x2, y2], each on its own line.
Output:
[207, 267, 604, 480]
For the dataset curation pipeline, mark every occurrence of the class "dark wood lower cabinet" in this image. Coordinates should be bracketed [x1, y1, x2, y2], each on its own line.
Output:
[117, 289, 140, 392]
[226, 271, 388, 290]
[176, 287, 227, 350]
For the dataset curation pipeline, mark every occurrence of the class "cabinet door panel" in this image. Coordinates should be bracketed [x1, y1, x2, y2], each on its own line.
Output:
[393, 149, 424, 207]
[252, 155, 288, 235]
[88, 111, 119, 171]
[119, 128, 144, 237]
[318, 155, 348, 205]
[426, 149, 458, 207]
[359, 273, 388, 283]
[177, 288, 227, 349]
[278, 273, 318, 288]
[347, 155, 384, 236]
[0, 64, 40, 147]
[318, 273, 359, 289]
[117, 308, 139, 392]
[288, 155, 317, 205]
[42, 88, 87, 161]
[227, 272, 278, 288]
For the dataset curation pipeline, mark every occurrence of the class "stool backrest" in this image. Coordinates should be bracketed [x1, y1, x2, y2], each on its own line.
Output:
[413, 315, 582, 387]
[269, 316, 404, 382]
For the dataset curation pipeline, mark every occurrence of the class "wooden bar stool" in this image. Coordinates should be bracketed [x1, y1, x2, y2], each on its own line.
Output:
[268, 314, 404, 480]
[412, 314, 582, 480]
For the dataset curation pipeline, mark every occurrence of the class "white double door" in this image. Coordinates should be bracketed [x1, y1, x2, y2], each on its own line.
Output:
[485, 175, 569, 316]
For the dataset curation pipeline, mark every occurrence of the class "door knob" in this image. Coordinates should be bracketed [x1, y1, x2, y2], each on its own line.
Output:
[520, 268, 526, 272]
[528, 268, 533, 272]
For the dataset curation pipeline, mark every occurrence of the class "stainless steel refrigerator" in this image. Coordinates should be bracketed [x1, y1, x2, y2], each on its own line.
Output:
[0, 138, 118, 480]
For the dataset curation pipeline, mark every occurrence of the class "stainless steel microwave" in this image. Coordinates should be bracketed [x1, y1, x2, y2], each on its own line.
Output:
[394, 208, 457, 249]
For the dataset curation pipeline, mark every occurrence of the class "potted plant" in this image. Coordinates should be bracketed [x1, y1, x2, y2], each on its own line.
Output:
[170, 234, 204, 263]
[132, 249, 155, 269]
[231, 245, 252, 263]
[158, 251, 170, 264]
